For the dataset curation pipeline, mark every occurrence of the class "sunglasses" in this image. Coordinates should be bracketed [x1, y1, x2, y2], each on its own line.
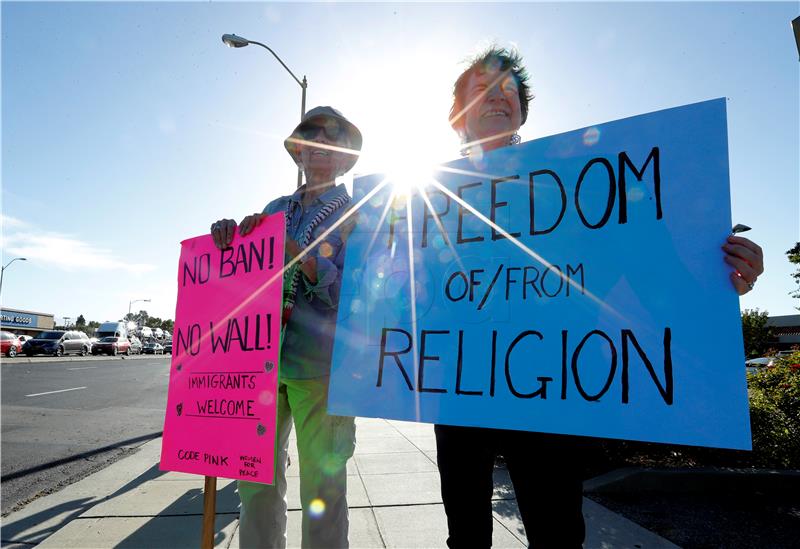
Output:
[298, 119, 346, 141]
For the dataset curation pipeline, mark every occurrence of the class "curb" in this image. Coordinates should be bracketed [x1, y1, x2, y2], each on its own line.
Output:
[584, 466, 800, 497]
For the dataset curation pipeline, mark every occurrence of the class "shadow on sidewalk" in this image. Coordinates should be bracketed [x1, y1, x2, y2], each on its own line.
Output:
[113, 481, 239, 548]
[491, 466, 526, 540]
[2, 463, 166, 546]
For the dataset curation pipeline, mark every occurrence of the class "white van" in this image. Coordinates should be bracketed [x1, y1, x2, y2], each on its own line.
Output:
[96, 321, 127, 339]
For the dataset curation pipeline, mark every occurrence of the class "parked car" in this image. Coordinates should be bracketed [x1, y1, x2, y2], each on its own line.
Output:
[1, 331, 22, 358]
[92, 336, 132, 356]
[129, 336, 143, 355]
[775, 350, 797, 358]
[745, 356, 775, 375]
[143, 342, 164, 355]
[23, 330, 92, 357]
[163, 341, 172, 354]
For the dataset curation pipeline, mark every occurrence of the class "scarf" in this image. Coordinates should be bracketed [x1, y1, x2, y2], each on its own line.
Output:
[281, 189, 351, 332]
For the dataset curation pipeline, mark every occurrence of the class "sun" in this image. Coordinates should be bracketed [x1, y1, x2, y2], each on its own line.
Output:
[339, 50, 460, 197]
[355, 100, 452, 195]
[358, 127, 450, 199]
[384, 159, 437, 197]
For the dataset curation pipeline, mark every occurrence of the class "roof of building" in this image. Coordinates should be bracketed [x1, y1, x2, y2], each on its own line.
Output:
[0, 307, 55, 317]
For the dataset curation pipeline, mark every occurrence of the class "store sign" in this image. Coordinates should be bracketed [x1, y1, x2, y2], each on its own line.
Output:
[0, 311, 37, 327]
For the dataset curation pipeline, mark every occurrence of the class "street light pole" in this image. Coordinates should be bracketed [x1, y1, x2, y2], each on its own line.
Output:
[300, 75, 307, 122]
[221, 33, 307, 188]
[0, 257, 27, 298]
[128, 298, 151, 318]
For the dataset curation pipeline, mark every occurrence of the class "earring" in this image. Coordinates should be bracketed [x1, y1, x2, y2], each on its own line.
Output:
[459, 133, 472, 157]
[509, 133, 521, 145]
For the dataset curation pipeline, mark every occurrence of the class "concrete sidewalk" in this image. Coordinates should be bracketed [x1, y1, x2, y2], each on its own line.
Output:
[1, 418, 679, 548]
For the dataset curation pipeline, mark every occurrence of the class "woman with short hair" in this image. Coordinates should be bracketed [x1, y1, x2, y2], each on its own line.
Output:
[437, 46, 764, 548]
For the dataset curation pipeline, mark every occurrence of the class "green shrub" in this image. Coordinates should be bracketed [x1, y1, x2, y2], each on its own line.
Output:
[594, 352, 800, 471]
[746, 351, 800, 468]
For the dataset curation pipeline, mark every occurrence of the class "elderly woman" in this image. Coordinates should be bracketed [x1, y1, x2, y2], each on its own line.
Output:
[437, 47, 764, 548]
[210, 106, 361, 549]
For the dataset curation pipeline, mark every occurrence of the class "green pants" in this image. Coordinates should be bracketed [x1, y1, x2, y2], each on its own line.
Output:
[237, 376, 356, 549]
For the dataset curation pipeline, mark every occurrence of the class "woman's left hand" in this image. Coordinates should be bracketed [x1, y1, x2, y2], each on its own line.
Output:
[286, 238, 302, 259]
[722, 235, 764, 295]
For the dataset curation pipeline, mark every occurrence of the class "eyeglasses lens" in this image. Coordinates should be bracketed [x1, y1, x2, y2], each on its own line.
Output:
[299, 120, 343, 141]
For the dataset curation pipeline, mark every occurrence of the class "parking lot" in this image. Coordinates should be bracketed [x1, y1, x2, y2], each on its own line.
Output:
[2, 328, 172, 361]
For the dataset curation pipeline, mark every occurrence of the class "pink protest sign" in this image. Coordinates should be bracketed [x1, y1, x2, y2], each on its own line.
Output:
[160, 214, 285, 484]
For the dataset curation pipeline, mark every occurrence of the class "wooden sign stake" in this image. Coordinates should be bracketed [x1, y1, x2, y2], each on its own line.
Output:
[201, 475, 217, 549]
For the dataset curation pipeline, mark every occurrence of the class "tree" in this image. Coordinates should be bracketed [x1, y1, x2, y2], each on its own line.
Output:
[787, 242, 800, 309]
[133, 310, 149, 327]
[75, 314, 86, 327]
[161, 319, 174, 333]
[741, 308, 774, 359]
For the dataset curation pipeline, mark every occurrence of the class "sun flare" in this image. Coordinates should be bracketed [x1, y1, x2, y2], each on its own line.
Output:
[385, 161, 437, 197]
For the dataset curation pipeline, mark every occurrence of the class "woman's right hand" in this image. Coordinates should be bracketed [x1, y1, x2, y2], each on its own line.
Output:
[210, 218, 237, 249]
[238, 213, 267, 238]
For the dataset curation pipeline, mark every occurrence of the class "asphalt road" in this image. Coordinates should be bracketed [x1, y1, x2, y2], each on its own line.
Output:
[1, 355, 170, 515]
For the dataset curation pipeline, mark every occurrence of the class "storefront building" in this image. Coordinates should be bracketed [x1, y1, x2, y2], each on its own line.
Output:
[0, 308, 55, 337]
[767, 314, 800, 351]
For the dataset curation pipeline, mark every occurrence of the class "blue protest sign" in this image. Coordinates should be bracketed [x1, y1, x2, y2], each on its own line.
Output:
[329, 98, 751, 450]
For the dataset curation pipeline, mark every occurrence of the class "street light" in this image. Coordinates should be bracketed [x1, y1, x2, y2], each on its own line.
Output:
[221, 33, 308, 188]
[0, 257, 27, 298]
[128, 298, 151, 318]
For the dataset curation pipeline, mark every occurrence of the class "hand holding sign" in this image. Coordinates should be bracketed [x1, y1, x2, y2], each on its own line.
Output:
[210, 218, 237, 249]
[238, 213, 269, 239]
[723, 235, 764, 295]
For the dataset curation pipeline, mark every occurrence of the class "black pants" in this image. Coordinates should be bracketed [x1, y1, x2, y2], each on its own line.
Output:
[434, 425, 586, 549]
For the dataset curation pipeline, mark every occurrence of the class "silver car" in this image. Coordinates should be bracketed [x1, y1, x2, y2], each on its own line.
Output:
[745, 357, 774, 375]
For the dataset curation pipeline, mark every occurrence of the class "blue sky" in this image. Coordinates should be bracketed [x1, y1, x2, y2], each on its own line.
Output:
[2, 1, 798, 323]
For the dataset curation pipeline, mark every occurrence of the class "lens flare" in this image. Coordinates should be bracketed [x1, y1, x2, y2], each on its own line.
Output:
[321, 453, 343, 476]
[319, 242, 334, 258]
[369, 193, 385, 208]
[309, 498, 326, 517]
[583, 127, 600, 146]
[258, 390, 274, 406]
[391, 194, 406, 211]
